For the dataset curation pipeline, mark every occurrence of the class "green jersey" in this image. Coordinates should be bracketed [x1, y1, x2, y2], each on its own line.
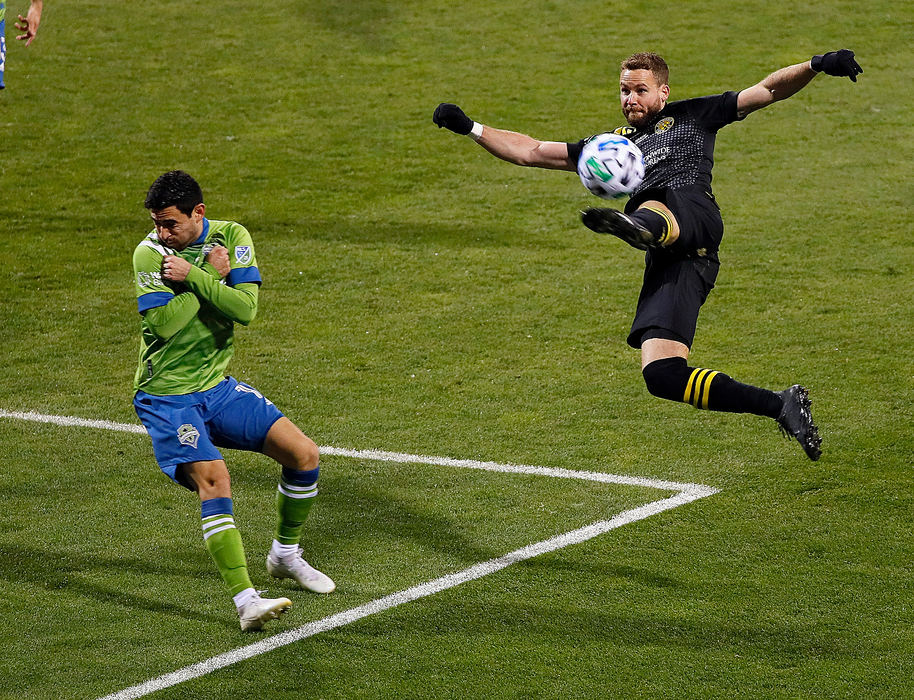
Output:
[133, 218, 262, 395]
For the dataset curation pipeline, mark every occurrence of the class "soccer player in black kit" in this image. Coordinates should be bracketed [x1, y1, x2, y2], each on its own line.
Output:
[433, 50, 863, 460]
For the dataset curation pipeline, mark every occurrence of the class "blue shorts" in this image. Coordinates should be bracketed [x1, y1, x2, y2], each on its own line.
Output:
[1, 2, 6, 90]
[134, 376, 284, 486]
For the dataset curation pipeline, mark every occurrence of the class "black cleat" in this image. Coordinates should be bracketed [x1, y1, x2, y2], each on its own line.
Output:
[776, 385, 822, 461]
[581, 208, 655, 250]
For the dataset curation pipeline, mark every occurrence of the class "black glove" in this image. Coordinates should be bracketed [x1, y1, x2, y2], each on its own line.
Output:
[433, 103, 474, 135]
[811, 49, 863, 81]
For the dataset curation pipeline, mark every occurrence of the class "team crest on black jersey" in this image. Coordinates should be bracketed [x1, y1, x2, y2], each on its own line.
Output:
[613, 126, 636, 137]
[654, 117, 675, 133]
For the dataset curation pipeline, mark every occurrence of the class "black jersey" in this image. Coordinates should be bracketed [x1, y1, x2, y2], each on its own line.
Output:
[569, 91, 743, 202]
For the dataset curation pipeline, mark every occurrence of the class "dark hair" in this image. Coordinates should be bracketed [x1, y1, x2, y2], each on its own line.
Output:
[620, 52, 669, 85]
[144, 170, 203, 215]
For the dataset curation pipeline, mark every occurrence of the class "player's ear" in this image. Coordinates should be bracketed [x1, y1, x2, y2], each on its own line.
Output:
[660, 83, 670, 100]
[193, 202, 206, 221]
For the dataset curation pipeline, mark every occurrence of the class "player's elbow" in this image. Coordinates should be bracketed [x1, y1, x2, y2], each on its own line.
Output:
[235, 306, 257, 326]
[494, 149, 536, 167]
[143, 308, 180, 340]
[515, 144, 552, 168]
[514, 151, 539, 167]
[149, 324, 177, 341]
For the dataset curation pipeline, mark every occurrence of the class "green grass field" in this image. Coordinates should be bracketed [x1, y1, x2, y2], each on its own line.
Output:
[1, 0, 912, 697]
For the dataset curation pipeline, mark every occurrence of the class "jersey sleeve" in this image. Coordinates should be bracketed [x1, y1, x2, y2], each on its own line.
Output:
[566, 139, 586, 166]
[184, 268, 259, 326]
[686, 91, 743, 130]
[224, 223, 262, 287]
[133, 240, 174, 312]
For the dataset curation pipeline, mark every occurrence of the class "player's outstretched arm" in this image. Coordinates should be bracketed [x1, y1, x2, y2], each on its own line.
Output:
[15, 1, 44, 46]
[736, 49, 862, 117]
[433, 103, 575, 171]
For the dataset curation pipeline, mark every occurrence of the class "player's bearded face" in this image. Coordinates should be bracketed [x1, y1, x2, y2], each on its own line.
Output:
[619, 69, 670, 127]
[150, 204, 205, 251]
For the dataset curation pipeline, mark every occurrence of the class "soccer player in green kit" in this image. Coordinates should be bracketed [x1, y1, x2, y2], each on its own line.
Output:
[133, 171, 334, 631]
[1, 0, 43, 89]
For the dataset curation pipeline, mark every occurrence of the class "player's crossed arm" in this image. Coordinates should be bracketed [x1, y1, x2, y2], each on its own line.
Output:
[737, 49, 862, 117]
[161, 246, 229, 283]
[433, 103, 576, 171]
[204, 246, 230, 278]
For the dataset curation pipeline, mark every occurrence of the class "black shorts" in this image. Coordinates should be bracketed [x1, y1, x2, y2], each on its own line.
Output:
[625, 187, 723, 349]
[626, 253, 719, 348]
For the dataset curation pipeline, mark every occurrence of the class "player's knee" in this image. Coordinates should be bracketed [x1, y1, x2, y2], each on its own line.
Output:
[286, 435, 319, 471]
[642, 357, 689, 402]
[183, 461, 231, 497]
[299, 436, 320, 470]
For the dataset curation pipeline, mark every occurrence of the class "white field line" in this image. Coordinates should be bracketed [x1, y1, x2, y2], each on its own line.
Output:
[0, 410, 719, 699]
[0, 410, 715, 494]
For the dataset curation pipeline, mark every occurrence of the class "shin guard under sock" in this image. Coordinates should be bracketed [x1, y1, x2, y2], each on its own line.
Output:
[642, 357, 782, 418]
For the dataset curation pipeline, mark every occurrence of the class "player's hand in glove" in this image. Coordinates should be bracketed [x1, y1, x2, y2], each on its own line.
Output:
[433, 103, 474, 135]
[811, 50, 863, 81]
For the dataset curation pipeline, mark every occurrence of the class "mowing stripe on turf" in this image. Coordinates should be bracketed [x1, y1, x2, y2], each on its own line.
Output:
[0, 410, 715, 494]
[0, 410, 719, 699]
[98, 489, 710, 700]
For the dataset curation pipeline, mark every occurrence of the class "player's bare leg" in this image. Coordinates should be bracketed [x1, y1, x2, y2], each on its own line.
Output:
[184, 459, 232, 499]
[263, 418, 336, 593]
[262, 417, 319, 470]
[640, 337, 689, 369]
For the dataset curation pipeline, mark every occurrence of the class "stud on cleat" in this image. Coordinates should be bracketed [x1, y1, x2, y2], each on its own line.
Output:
[776, 384, 822, 461]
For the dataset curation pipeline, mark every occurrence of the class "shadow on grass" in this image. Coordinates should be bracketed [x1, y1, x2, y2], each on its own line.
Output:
[265, 216, 580, 251]
[0, 543, 235, 629]
[339, 593, 839, 664]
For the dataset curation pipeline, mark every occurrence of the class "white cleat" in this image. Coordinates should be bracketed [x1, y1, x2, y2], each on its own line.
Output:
[267, 547, 336, 594]
[238, 594, 292, 632]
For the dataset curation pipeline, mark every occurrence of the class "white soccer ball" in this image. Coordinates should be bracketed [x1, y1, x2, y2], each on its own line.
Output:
[577, 133, 645, 199]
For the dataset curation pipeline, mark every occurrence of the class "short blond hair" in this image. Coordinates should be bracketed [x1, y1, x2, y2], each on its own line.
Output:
[620, 52, 669, 85]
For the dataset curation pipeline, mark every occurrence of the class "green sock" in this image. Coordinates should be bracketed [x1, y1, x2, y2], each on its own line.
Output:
[274, 467, 318, 545]
[201, 498, 253, 596]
